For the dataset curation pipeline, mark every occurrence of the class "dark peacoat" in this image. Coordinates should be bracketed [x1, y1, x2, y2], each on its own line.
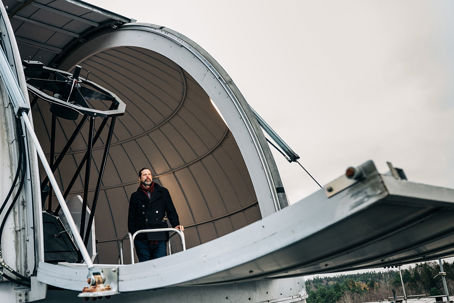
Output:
[128, 183, 180, 241]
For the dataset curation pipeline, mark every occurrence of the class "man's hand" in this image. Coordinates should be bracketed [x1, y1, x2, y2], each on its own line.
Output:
[175, 225, 184, 231]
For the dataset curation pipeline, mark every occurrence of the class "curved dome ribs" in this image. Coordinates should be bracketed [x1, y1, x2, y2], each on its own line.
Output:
[81, 50, 225, 150]
[77, 61, 186, 152]
[34, 45, 260, 263]
[77, 49, 205, 243]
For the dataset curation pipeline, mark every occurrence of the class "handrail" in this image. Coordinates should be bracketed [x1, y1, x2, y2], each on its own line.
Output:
[128, 228, 186, 264]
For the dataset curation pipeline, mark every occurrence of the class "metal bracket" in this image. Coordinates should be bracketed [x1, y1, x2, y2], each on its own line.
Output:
[78, 267, 119, 299]
[324, 174, 357, 198]
[324, 160, 379, 198]
[386, 161, 407, 180]
[0, 47, 29, 116]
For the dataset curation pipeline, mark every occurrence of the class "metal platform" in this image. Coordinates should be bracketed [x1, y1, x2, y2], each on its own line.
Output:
[38, 160, 454, 291]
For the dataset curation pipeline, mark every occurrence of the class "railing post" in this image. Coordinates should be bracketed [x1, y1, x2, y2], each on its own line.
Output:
[128, 233, 135, 264]
[119, 240, 124, 265]
[129, 228, 186, 264]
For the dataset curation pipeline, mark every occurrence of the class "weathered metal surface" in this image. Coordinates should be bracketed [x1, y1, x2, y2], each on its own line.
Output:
[44, 277, 307, 303]
[35, 161, 454, 292]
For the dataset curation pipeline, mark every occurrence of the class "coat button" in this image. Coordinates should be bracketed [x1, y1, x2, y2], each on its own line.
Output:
[156, 210, 158, 213]
[142, 212, 145, 214]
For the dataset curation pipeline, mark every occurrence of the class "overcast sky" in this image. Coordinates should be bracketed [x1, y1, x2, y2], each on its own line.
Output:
[86, 0, 454, 203]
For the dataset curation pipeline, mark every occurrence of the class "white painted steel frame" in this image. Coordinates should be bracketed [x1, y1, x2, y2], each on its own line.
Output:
[36, 167, 454, 292]
[0, 3, 46, 300]
[21, 113, 94, 268]
[0, 45, 94, 268]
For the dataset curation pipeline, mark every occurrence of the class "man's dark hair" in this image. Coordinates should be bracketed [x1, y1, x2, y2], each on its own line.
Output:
[138, 167, 151, 177]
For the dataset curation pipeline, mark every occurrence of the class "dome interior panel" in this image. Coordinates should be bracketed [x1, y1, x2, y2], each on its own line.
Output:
[121, 141, 152, 176]
[177, 109, 218, 147]
[148, 130, 185, 169]
[169, 115, 211, 156]
[181, 227, 201, 249]
[230, 212, 249, 230]
[201, 155, 242, 213]
[188, 161, 229, 218]
[135, 136, 171, 174]
[197, 223, 218, 244]
[80, 61, 166, 130]
[158, 123, 198, 163]
[158, 174, 196, 227]
[214, 218, 235, 238]
[173, 169, 213, 223]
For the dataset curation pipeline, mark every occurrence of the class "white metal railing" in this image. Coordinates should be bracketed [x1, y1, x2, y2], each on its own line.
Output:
[128, 228, 186, 264]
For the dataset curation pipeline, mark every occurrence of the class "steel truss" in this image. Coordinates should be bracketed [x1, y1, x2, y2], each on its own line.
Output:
[25, 61, 125, 247]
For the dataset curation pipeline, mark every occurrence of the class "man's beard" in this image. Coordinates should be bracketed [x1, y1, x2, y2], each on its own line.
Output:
[141, 179, 152, 186]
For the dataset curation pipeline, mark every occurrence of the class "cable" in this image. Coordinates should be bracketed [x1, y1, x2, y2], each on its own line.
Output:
[266, 138, 323, 189]
[296, 160, 322, 189]
[0, 116, 31, 283]
[0, 121, 23, 215]
[1, 271, 30, 286]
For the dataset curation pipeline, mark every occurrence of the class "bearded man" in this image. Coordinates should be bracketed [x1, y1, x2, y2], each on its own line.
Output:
[128, 167, 184, 261]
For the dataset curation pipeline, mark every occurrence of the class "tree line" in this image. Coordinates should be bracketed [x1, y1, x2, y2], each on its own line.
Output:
[305, 261, 454, 303]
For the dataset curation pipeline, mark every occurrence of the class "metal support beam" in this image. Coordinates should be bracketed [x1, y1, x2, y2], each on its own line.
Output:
[30, 96, 38, 108]
[399, 266, 408, 303]
[15, 36, 62, 54]
[40, 116, 88, 191]
[30, 2, 99, 27]
[7, 0, 35, 18]
[251, 107, 299, 162]
[48, 114, 57, 211]
[54, 116, 109, 215]
[438, 258, 450, 302]
[83, 117, 116, 245]
[21, 112, 93, 268]
[13, 15, 80, 38]
[80, 117, 94, 238]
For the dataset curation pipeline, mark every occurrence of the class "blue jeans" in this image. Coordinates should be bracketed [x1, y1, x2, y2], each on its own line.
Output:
[134, 239, 167, 262]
